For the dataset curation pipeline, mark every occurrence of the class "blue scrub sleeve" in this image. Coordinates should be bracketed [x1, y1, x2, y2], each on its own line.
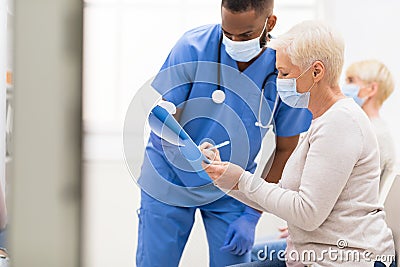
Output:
[274, 101, 312, 137]
[151, 33, 198, 107]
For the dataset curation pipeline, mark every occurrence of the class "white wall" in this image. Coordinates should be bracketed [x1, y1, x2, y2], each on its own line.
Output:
[319, 0, 400, 166]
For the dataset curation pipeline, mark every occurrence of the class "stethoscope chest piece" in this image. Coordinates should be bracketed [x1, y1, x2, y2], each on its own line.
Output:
[212, 90, 226, 104]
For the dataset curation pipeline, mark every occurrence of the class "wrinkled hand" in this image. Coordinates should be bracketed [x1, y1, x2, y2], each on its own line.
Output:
[200, 142, 244, 190]
[221, 207, 261, 256]
[199, 142, 221, 162]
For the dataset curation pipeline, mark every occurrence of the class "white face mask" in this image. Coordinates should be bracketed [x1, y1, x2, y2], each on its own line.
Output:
[222, 19, 268, 62]
[276, 65, 315, 109]
[341, 84, 367, 107]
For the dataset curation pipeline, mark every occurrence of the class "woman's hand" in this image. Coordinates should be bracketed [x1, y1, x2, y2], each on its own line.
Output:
[199, 142, 222, 162]
[200, 142, 244, 190]
[278, 226, 289, 239]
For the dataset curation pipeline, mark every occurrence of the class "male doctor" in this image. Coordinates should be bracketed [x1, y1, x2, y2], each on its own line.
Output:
[136, 0, 312, 266]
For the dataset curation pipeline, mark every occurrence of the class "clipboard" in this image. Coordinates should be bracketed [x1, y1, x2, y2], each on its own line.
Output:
[149, 105, 211, 165]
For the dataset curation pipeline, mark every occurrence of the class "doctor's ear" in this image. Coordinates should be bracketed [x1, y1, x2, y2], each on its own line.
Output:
[267, 15, 277, 32]
[312, 61, 325, 82]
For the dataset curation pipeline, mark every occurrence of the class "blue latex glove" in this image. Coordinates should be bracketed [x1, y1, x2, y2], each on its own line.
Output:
[221, 206, 261, 256]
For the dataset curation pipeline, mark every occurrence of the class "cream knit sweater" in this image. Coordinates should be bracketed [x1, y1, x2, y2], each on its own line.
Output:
[229, 98, 395, 266]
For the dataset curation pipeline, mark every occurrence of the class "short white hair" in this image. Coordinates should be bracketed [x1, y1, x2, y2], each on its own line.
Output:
[270, 20, 344, 86]
[346, 60, 395, 106]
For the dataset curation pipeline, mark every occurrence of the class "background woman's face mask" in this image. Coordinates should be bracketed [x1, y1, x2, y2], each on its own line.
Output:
[222, 19, 268, 62]
[341, 84, 367, 107]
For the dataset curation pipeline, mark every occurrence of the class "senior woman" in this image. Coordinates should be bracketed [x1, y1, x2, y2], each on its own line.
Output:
[201, 20, 395, 267]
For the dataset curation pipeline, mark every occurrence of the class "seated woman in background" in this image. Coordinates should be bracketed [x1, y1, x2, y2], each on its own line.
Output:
[201, 20, 395, 267]
[342, 60, 397, 190]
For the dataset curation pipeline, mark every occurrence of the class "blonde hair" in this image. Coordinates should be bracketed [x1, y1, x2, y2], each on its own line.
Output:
[270, 20, 344, 87]
[346, 60, 395, 106]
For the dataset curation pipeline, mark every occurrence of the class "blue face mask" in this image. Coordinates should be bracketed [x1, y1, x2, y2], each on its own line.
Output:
[276, 66, 315, 109]
[341, 84, 366, 106]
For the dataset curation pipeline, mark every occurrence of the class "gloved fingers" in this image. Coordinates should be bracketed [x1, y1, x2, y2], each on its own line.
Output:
[223, 227, 235, 247]
[230, 236, 242, 255]
[239, 240, 252, 256]
[221, 241, 242, 255]
[234, 237, 252, 256]
[237, 247, 248, 256]
[220, 227, 236, 254]
[233, 246, 242, 256]
[243, 247, 251, 256]
[220, 243, 236, 253]
[237, 246, 246, 256]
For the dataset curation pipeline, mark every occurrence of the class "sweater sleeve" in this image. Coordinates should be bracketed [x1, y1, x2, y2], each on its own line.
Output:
[236, 111, 364, 231]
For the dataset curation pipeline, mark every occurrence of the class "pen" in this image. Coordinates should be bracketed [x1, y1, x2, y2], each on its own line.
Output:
[206, 140, 230, 150]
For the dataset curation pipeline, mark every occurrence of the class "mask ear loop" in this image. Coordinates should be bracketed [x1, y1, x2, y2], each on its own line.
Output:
[259, 17, 270, 48]
[306, 63, 319, 94]
[292, 65, 316, 106]
[296, 64, 313, 80]
[296, 63, 318, 93]
[217, 33, 223, 91]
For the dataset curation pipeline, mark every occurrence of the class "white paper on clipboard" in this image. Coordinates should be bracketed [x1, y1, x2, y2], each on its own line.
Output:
[253, 129, 277, 179]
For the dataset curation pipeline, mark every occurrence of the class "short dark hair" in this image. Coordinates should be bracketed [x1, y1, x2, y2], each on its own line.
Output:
[221, 0, 274, 15]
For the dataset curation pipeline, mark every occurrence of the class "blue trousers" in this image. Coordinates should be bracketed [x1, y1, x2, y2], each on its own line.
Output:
[251, 238, 287, 266]
[136, 191, 251, 267]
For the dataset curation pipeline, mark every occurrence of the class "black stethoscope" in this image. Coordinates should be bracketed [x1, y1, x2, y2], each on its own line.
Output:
[213, 33, 279, 129]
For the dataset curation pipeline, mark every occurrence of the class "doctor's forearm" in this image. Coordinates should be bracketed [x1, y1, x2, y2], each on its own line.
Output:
[172, 107, 183, 123]
[263, 135, 299, 183]
[264, 151, 289, 183]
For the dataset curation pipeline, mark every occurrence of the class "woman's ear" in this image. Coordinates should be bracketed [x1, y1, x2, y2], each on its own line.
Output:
[312, 61, 325, 82]
[368, 82, 379, 98]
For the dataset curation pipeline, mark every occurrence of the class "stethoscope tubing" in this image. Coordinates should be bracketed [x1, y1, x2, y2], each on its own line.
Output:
[215, 32, 279, 129]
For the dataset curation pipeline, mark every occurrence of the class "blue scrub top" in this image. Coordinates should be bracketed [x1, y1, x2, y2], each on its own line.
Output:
[147, 24, 312, 186]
